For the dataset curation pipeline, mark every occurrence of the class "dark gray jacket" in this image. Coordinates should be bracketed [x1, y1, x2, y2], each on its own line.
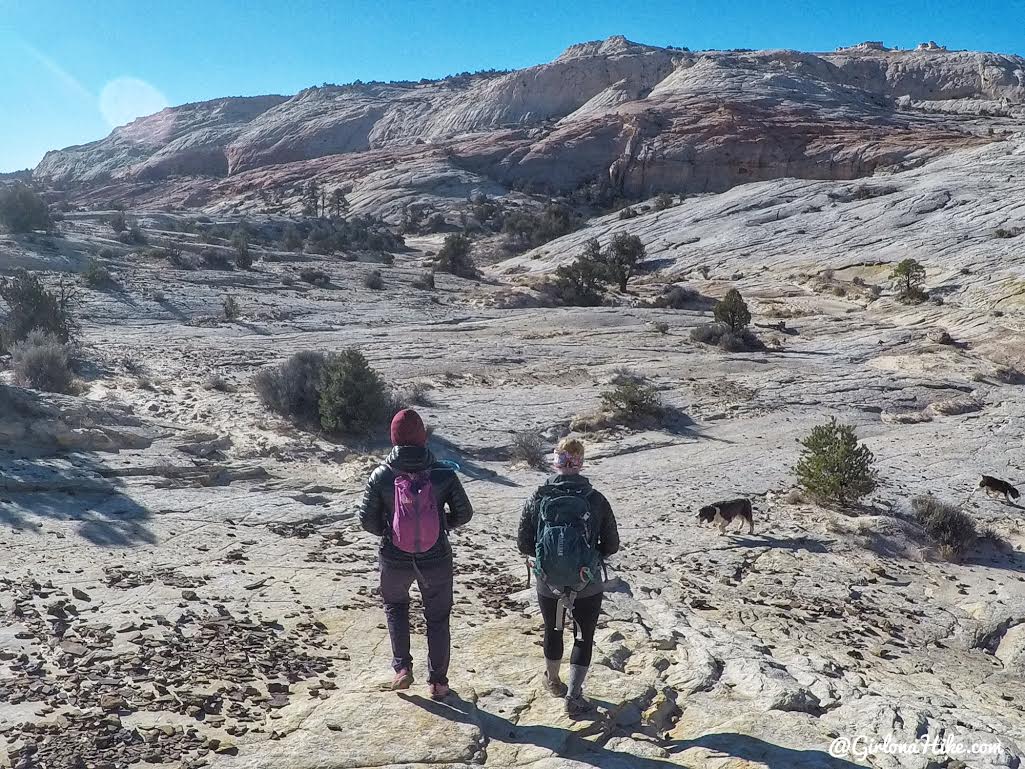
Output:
[358, 446, 473, 563]
[517, 473, 620, 598]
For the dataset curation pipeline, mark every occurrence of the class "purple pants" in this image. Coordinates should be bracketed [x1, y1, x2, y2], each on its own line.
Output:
[379, 556, 454, 684]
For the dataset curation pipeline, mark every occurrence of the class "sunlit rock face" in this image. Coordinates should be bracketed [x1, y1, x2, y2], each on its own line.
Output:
[33, 38, 1025, 217]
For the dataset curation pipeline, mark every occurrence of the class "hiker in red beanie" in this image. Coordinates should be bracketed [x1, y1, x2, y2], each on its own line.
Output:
[358, 408, 473, 700]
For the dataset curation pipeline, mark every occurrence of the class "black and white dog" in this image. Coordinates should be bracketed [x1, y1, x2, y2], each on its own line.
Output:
[979, 475, 1020, 503]
[697, 498, 754, 535]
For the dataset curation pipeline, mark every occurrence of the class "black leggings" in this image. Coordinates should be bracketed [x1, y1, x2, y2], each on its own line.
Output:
[538, 592, 602, 667]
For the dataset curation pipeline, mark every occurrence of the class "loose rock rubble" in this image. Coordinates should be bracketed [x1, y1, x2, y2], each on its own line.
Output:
[1, 575, 336, 767]
[7, 713, 210, 769]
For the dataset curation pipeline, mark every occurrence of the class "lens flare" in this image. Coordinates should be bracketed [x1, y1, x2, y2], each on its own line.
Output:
[99, 77, 169, 128]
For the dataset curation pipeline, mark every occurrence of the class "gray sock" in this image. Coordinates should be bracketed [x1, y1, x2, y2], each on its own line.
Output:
[545, 658, 563, 683]
[567, 664, 588, 698]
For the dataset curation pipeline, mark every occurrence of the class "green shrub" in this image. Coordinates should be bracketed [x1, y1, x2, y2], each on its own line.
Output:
[318, 349, 390, 436]
[654, 193, 674, 211]
[714, 288, 751, 332]
[11, 330, 74, 393]
[300, 268, 330, 286]
[610, 366, 644, 386]
[282, 224, 304, 252]
[652, 321, 669, 335]
[233, 228, 252, 269]
[650, 284, 705, 309]
[152, 247, 201, 270]
[222, 294, 240, 321]
[912, 496, 976, 558]
[618, 207, 639, 221]
[201, 248, 233, 270]
[551, 249, 605, 307]
[253, 351, 327, 425]
[0, 269, 77, 350]
[469, 194, 504, 231]
[412, 271, 436, 290]
[689, 322, 761, 351]
[717, 330, 752, 352]
[511, 430, 547, 468]
[364, 269, 384, 290]
[690, 322, 729, 345]
[794, 419, 877, 507]
[203, 373, 231, 392]
[994, 365, 1024, 384]
[600, 379, 664, 425]
[298, 215, 404, 254]
[435, 234, 477, 278]
[400, 203, 434, 235]
[109, 210, 127, 234]
[502, 202, 581, 250]
[392, 381, 433, 409]
[0, 184, 52, 233]
[83, 260, 113, 288]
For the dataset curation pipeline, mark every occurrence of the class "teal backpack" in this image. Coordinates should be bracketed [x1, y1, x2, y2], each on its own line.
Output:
[534, 485, 601, 592]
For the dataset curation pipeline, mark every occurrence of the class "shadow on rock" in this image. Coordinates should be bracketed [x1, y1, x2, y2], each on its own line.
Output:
[429, 433, 520, 487]
[399, 692, 710, 768]
[727, 535, 830, 554]
[0, 385, 157, 547]
[0, 453, 157, 547]
[669, 732, 866, 769]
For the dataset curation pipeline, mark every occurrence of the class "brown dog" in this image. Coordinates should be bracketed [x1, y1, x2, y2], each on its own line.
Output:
[697, 499, 754, 535]
[979, 475, 1020, 503]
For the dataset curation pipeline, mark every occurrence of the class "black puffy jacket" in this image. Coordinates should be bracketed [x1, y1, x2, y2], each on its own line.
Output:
[517, 473, 620, 598]
[358, 446, 474, 563]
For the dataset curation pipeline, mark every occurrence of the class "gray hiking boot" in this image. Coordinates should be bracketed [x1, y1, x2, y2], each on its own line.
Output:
[564, 694, 593, 716]
[543, 671, 568, 697]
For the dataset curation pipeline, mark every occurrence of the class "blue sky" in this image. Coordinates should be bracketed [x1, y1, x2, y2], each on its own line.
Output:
[2, 0, 1024, 172]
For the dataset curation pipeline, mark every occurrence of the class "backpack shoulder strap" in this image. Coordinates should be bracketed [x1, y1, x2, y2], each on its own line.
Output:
[537, 482, 591, 498]
[387, 464, 430, 481]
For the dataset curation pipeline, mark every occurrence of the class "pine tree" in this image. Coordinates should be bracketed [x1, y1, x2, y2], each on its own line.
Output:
[713, 288, 752, 332]
[794, 419, 877, 507]
[302, 181, 320, 217]
[282, 224, 303, 252]
[602, 232, 646, 292]
[0, 184, 52, 233]
[232, 228, 252, 269]
[109, 210, 127, 234]
[435, 233, 476, 278]
[318, 349, 389, 436]
[329, 189, 349, 219]
[891, 259, 926, 302]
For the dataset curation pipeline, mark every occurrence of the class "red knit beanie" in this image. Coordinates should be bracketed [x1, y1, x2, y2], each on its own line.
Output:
[390, 408, 427, 447]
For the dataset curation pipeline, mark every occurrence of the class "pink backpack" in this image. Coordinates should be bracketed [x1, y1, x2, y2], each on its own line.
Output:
[390, 470, 441, 553]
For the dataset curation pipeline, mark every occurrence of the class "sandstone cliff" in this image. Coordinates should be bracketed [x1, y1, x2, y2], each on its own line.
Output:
[33, 38, 1025, 217]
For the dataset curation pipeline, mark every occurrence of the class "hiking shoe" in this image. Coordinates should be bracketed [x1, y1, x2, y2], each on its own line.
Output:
[564, 694, 593, 717]
[429, 683, 450, 701]
[543, 672, 568, 698]
[391, 669, 414, 690]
